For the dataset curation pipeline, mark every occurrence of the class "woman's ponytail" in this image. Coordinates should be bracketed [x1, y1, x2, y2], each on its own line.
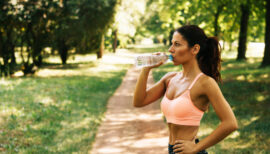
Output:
[176, 25, 222, 83]
[197, 37, 222, 83]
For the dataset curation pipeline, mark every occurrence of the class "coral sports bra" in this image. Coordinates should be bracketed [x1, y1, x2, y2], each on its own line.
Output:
[161, 72, 204, 126]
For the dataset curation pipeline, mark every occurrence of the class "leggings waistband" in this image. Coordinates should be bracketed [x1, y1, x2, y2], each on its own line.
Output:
[168, 139, 208, 154]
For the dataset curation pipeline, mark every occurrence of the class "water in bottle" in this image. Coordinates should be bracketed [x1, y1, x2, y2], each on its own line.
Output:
[135, 53, 173, 68]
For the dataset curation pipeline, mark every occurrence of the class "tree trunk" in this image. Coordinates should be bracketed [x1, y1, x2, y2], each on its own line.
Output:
[31, 28, 43, 67]
[261, 0, 270, 67]
[22, 25, 36, 76]
[97, 34, 104, 59]
[60, 49, 68, 64]
[113, 29, 117, 53]
[59, 40, 68, 64]
[3, 57, 9, 76]
[33, 48, 43, 67]
[11, 49, 16, 65]
[214, 5, 222, 37]
[0, 26, 16, 76]
[237, 3, 250, 60]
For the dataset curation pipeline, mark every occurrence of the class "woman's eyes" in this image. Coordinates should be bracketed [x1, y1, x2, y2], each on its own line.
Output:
[175, 43, 180, 46]
[171, 42, 182, 46]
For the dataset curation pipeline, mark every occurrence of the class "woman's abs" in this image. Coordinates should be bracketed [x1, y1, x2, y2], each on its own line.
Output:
[168, 123, 199, 145]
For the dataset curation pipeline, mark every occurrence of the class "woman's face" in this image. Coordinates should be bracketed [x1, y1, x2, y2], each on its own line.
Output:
[168, 32, 195, 65]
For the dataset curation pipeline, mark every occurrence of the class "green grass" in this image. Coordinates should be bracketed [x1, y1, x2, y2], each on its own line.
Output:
[0, 53, 131, 153]
[152, 57, 270, 153]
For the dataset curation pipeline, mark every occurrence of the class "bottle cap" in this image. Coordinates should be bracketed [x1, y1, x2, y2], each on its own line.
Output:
[169, 55, 173, 61]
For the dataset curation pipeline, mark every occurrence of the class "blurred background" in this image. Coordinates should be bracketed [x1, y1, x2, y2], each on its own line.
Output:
[0, 0, 270, 76]
[0, 0, 270, 153]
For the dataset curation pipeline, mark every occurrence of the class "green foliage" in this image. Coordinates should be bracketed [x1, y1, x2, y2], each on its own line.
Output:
[248, 0, 266, 42]
[0, 0, 118, 76]
[76, 0, 117, 53]
[79, 0, 117, 34]
[139, 0, 266, 44]
[18, 0, 55, 66]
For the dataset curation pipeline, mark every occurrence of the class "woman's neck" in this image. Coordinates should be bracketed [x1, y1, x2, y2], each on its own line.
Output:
[181, 59, 201, 79]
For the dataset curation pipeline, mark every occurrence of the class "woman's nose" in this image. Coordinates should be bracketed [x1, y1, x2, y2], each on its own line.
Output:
[168, 46, 173, 53]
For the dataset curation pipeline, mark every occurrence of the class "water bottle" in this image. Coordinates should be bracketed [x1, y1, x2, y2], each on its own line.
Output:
[135, 53, 173, 68]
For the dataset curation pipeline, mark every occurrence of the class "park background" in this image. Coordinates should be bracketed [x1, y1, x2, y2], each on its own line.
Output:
[0, 0, 270, 153]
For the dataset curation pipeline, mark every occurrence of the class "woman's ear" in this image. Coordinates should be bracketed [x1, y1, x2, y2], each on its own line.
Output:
[192, 44, 200, 55]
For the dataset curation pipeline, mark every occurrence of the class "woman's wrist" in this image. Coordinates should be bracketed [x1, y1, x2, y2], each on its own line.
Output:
[193, 143, 202, 153]
[142, 67, 151, 73]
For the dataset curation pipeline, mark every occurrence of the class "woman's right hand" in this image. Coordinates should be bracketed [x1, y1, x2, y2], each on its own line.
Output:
[143, 61, 164, 70]
[142, 52, 165, 69]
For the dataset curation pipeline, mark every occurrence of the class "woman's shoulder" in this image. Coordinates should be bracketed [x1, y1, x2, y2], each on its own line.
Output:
[199, 73, 219, 89]
[161, 72, 178, 80]
[160, 72, 178, 86]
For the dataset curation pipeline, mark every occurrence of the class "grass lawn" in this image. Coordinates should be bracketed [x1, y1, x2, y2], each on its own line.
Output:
[151, 53, 270, 153]
[0, 52, 132, 153]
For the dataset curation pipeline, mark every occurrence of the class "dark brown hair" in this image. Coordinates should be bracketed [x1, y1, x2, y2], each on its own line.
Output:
[176, 25, 222, 83]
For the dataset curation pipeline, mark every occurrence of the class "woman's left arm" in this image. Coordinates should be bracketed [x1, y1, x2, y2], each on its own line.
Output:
[191, 77, 238, 153]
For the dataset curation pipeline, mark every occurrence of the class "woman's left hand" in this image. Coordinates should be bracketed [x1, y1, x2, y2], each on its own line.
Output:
[173, 140, 197, 154]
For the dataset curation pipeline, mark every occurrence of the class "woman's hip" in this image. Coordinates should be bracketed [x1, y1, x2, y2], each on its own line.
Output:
[168, 139, 208, 154]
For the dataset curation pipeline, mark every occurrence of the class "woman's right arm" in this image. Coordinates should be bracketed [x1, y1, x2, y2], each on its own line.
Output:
[133, 66, 176, 107]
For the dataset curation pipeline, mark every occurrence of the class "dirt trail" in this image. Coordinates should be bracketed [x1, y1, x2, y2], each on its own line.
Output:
[90, 66, 169, 154]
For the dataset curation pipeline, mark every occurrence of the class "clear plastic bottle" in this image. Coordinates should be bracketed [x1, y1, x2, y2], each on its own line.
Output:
[135, 53, 173, 68]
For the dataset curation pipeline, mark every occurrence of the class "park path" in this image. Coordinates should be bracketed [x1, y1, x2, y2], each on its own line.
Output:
[90, 65, 169, 154]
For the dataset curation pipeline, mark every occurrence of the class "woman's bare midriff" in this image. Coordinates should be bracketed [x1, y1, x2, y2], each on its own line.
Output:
[168, 123, 199, 145]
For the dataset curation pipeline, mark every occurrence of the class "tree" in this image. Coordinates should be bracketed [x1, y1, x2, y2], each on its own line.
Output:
[237, 1, 251, 60]
[207, 0, 230, 37]
[261, 0, 270, 67]
[17, 0, 55, 75]
[77, 0, 118, 58]
[52, 0, 75, 64]
[0, 0, 17, 77]
[112, 29, 118, 53]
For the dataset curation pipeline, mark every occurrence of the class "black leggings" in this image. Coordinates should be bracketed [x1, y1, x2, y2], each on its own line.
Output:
[168, 139, 208, 154]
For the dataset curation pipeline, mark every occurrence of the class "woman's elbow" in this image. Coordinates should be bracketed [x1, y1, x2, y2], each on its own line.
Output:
[228, 120, 238, 132]
[132, 99, 144, 108]
[133, 102, 142, 107]
[222, 120, 238, 132]
[232, 121, 239, 131]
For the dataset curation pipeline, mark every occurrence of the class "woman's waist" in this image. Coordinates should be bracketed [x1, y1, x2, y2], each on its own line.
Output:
[168, 123, 199, 144]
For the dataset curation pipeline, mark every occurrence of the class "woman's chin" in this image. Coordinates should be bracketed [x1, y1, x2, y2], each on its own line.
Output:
[172, 61, 180, 66]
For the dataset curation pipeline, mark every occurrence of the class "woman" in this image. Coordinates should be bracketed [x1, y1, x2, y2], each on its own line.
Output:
[133, 25, 238, 154]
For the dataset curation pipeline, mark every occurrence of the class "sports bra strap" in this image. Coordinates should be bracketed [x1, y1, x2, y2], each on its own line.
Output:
[188, 73, 203, 90]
